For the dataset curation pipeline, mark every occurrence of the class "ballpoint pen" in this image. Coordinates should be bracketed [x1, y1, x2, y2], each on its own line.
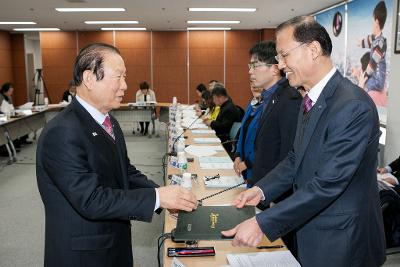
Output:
[256, 245, 285, 249]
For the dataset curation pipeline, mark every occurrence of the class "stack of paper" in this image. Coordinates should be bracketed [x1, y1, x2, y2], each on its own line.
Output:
[204, 175, 246, 188]
[191, 129, 215, 134]
[377, 173, 398, 187]
[199, 156, 233, 169]
[193, 137, 221, 144]
[227, 251, 300, 267]
[184, 145, 218, 157]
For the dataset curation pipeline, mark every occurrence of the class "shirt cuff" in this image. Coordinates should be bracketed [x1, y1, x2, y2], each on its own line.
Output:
[255, 186, 266, 201]
[154, 188, 160, 211]
[385, 166, 392, 173]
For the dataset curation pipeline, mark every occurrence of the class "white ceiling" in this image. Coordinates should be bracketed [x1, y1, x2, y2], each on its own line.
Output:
[0, 0, 343, 32]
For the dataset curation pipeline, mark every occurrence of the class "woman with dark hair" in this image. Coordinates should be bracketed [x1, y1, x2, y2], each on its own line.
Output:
[198, 90, 220, 120]
[135, 81, 156, 135]
[0, 82, 14, 107]
[195, 83, 207, 110]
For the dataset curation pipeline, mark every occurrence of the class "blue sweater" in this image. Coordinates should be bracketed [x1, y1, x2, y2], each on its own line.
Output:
[235, 102, 263, 180]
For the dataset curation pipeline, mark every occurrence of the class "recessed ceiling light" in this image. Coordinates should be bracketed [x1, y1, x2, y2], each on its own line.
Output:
[188, 8, 256, 12]
[0, 22, 36, 25]
[55, 8, 126, 12]
[101, 27, 146, 31]
[85, 21, 139, 24]
[187, 20, 240, 24]
[187, 27, 231, 31]
[13, 28, 60, 31]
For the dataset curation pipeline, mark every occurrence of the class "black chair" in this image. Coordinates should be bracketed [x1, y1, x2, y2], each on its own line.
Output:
[378, 180, 400, 248]
[236, 105, 245, 121]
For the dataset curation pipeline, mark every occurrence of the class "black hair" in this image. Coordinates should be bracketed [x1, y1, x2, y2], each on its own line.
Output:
[201, 90, 215, 109]
[139, 81, 150, 90]
[277, 16, 332, 56]
[211, 85, 228, 97]
[196, 83, 207, 93]
[373, 1, 387, 30]
[249, 41, 284, 76]
[1, 82, 13, 94]
[72, 43, 120, 86]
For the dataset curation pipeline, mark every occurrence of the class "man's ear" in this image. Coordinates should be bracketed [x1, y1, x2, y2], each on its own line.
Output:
[309, 41, 322, 60]
[82, 70, 94, 90]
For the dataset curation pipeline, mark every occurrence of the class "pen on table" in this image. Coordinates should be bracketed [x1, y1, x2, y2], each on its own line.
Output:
[256, 245, 285, 249]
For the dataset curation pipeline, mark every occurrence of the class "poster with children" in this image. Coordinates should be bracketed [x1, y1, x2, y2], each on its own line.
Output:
[315, 5, 346, 75]
[346, 0, 393, 108]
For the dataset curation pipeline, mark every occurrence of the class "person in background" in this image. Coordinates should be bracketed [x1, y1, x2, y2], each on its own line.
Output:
[197, 90, 220, 120]
[0, 82, 14, 107]
[204, 85, 241, 152]
[61, 80, 76, 102]
[222, 16, 386, 267]
[36, 43, 197, 267]
[195, 83, 207, 108]
[0, 82, 32, 147]
[208, 79, 219, 91]
[378, 156, 400, 193]
[136, 81, 156, 135]
[233, 84, 263, 182]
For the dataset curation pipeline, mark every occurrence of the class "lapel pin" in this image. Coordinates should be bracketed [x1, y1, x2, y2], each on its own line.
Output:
[92, 132, 98, 136]
[272, 100, 276, 104]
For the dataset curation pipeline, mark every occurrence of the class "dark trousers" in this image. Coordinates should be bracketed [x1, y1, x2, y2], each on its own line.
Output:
[139, 122, 149, 134]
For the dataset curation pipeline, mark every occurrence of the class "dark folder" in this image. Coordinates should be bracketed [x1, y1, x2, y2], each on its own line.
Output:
[173, 206, 255, 241]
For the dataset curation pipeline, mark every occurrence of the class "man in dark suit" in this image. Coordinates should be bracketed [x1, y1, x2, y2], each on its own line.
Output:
[222, 16, 386, 267]
[36, 43, 197, 267]
[203, 86, 241, 151]
[234, 40, 301, 255]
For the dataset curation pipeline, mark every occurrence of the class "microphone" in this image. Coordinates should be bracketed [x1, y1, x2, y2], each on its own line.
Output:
[169, 110, 206, 156]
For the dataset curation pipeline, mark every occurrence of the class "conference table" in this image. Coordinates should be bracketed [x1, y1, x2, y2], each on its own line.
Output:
[162, 121, 286, 266]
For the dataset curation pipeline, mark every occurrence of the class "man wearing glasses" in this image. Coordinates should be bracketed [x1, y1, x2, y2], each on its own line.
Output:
[223, 16, 386, 267]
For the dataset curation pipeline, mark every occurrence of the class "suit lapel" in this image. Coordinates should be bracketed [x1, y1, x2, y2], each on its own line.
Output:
[71, 99, 126, 188]
[294, 71, 342, 171]
[255, 85, 281, 138]
[111, 117, 129, 189]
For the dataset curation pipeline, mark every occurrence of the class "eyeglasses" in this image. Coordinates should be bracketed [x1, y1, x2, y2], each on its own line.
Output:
[248, 62, 275, 70]
[275, 43, 307, 62]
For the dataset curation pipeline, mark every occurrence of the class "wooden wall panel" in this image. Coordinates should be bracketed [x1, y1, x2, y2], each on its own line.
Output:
[153, 31, 187, 103]
[189, 31, 224, 104]
[115, 32, 151, 103]
[10, 34, 27, 106]
[0, 31, 14, 90]
[262, 28, 276, 41]
[226, 31, 261, 108]
[41, 32, 76, 103]
[78, 31, 113, 50]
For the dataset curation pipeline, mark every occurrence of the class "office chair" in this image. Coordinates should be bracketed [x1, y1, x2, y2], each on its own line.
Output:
[221, 122, 241, 158]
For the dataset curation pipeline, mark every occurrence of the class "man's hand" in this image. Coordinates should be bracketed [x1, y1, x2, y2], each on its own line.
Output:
[377, 167, 388, 174]
[221, 217, 263, 247]
[233, 187, 263, 208]
[233, 157, 242, 176]
[158, 186, 198, 212]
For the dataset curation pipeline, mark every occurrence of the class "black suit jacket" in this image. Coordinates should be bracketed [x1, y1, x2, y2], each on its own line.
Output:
[210, 98, 241, 143]
[255, 71, 386, 267]
[250, 79, 302, 185]
[36, 98, 159, 267]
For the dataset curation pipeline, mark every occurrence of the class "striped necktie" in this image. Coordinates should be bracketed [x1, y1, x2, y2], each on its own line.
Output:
[102, 116, 115, 139]
[303, 94, 313, 113]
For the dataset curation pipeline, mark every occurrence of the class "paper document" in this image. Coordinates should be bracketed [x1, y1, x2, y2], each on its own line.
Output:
[187, 123, 208, 129]
[227, 251, 301, 267]
[204, 175, 246, 188]
[18, 102, 34, 110]
[193, 137, 221, 144]
[377, 173, 398, 187]
[184, 145, 218, 157]
[199, 156, 233, 169]
[191, 129, 215, 134]
[171, 257, 186, 267]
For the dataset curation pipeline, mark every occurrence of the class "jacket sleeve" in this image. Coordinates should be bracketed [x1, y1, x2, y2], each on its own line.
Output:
[210, 104, 238, 133]
[255, 100, 377, 241]
[278, 92, 302, 160]
[38, 125, 156, 222]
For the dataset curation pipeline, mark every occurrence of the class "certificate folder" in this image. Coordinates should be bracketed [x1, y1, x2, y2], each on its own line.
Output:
[173, 206, 255, 241]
